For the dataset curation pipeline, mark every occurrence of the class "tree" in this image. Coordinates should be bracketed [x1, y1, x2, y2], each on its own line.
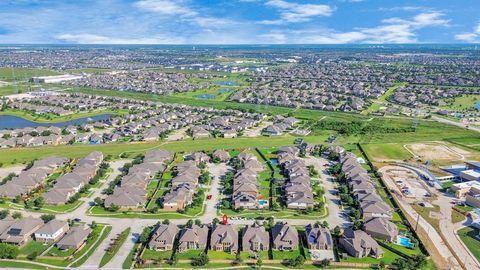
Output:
[255, 258, 263, 268]
[191, 252, 209, 266]
[40, 214, 55, 223]
[212, 218, 220, 225]
[139, 227, 152, 244]
[186, 219, 194, 227]
[332, 226, 342, 237]
[286, 255, 305, 267]
[109, 203, 120, 212]
[90, 221, 98, 229]
[0, 210, 8, 220]
[34, 196, 45, 208]
[0, 243, 19, 259]
[195, 219, 202, 226]
[27, 251, 38, 260]
[162, 219, 170, 225]
[94, 197, 104, 206]
[12, 212, 22, 219]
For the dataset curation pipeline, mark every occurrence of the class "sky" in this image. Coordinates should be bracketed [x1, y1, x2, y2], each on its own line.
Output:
[0, 0, 479, 44]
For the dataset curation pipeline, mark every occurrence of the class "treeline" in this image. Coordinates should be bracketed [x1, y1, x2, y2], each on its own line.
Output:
[312, 119, 414, 135]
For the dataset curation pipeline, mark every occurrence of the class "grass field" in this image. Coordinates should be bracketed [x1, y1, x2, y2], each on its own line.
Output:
[0, 135, 331, 165]
[362, 143, 413, 161]
[440, 95, 480, 111]
[142, 249, 173, 260]
[0, 68, 60, 82]
[458, 226, 480, 262]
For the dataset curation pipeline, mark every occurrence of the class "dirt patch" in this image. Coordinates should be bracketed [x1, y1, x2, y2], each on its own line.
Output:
[406, 143, 465, 161]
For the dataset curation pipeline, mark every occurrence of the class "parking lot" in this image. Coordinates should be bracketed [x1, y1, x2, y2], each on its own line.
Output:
[385, 167, 432, 201]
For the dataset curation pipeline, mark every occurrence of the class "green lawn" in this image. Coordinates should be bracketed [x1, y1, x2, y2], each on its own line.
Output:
[175, 249, 205, 260]
[440, 94, 480, 111]
[0, 135, 330, 165]
[362, 143, 413, 161]
[340, 246, 402, 264]
[142, 249, 173, 260]
[99, 228, 131, 267]
[0, 260, 49, 269]
[19, 241, 51, 256]
[89, 202, 204, 219]
[458, 226, 480, 262]
[122, 243, 139, 269]
[207, 250, 236, 260]
[239, 250, 269, 260]
[272, 249, 301, 260]
[46, 245, 76, 257]
[0, 68, 60, 81]
[70, 224, 113, 267]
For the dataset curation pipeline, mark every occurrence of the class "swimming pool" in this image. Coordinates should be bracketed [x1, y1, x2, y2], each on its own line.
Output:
[398, 236, 414, 248]
[258, 200, 268, 206]
[270, 159, 278, 165]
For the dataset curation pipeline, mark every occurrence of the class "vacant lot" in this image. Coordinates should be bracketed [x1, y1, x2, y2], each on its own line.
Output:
[406, 143, 465, 160]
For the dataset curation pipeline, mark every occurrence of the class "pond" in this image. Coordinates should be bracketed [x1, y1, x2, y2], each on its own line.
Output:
[0, 114, 112, 129]
[193, 94, 216, 99]
[218, 88, 234, 94]
[216, 80, 239, 86]
[475, 101, 480, 110]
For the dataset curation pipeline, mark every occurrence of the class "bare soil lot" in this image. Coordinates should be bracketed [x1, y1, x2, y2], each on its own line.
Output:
[405, 143, 465, 161]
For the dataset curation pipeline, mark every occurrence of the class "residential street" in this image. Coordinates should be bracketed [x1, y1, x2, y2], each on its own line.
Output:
[304, 156, 350, 228]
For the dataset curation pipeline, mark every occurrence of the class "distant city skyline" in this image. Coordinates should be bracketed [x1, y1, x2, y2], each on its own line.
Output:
[0, 0, 479, 44]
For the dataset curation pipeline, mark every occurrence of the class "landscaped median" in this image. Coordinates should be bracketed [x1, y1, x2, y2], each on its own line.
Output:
[99, 227, 131, 267]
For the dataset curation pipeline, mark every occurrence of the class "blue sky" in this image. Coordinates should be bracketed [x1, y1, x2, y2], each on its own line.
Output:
[0, 0, 479, 44]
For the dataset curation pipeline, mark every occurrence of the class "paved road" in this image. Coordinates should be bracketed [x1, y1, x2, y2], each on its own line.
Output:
[304, 156, 350, 228]
[433, 192, 480, 270]
[432, 115, 480, 133]
[204, 163, 230, 223]
[9, 157, 348, 269]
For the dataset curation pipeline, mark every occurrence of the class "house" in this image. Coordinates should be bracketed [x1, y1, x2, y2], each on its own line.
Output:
[162, 183, 194, 211]
[148, 223, 179, 251]
[271, 222, 298, 251]
[286, 190, 314, 210]
[0, 217, 43, 246]
[210, 224, 238, 253]
[222, 129, 237, 138]
[34, 220, 69, 243]
[177, 224, 209, 252]
[305, 223, 333, 250]
[212, 149, 230, 162]
[363, 217, 399, 242]
[242, 223, 270, 253]
[104, 187, 147, 209]
[360, 200, 392, 219]
[56, 226, 92, 250]
[263, 125, 283, 136]
[339, 229, 384, 259]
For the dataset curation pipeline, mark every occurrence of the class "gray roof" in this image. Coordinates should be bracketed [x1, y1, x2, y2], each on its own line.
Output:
[36, 220, 69, 235]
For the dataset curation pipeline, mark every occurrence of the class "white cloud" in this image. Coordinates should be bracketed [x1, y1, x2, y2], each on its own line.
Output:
[260, 0, 333, 25]
[262, 12, 449, 44]
[133, 0, 197, 17]
[455, 22, 480, 42]
[56, 33, 184, 44]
